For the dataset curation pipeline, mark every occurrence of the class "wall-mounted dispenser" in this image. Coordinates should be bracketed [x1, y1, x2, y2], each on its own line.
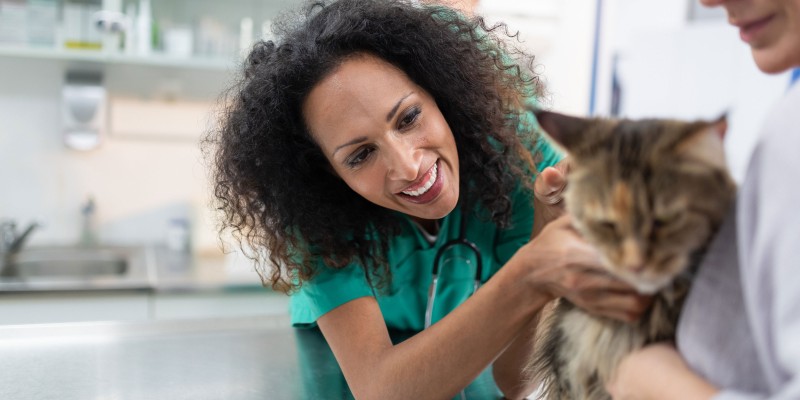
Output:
[62, 71, 106, 151]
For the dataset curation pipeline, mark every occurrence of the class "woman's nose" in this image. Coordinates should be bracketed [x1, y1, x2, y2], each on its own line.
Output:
[384, 136, 421, 182]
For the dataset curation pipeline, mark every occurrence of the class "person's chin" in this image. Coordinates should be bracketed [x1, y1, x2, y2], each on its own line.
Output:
[752, 48, 796, 74]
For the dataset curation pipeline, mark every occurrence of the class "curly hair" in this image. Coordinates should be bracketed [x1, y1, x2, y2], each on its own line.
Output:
[204, 0, 543, 293]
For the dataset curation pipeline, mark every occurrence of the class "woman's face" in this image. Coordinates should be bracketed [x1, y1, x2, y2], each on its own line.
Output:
[303, 53, 460, 222]
[701, 0, 800, 73]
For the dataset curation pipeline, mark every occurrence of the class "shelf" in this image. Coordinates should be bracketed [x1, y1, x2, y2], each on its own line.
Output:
[0, 45, 239, 72]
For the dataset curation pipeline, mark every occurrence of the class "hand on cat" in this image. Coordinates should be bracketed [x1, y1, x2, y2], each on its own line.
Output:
[532, 159, 570, 239]
[606, 343, 718, 400]
[524, 214, 651, 323]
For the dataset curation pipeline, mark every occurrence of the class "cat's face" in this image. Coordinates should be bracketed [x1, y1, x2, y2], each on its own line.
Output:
[536, 112, 736, 294]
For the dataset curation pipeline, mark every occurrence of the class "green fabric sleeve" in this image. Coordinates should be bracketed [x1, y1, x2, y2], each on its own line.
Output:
[290, 261, 374, 328]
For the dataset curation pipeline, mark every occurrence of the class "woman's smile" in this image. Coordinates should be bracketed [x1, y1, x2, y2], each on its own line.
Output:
[736, 14, 775, 44]
[396, 160, 445, 204]
[711, 0, 800, 73]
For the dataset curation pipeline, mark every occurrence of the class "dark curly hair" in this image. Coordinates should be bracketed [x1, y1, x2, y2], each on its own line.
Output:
[204, 0, 544, 293]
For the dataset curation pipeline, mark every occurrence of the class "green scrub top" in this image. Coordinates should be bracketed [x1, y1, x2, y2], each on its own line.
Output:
[290, 137, 562, 330]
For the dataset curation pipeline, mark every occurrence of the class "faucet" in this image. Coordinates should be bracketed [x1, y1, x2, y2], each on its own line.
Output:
[0, 220, 40, 277]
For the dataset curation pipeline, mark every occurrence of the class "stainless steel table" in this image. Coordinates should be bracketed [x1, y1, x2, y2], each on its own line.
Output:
[0, 315, 503, 399]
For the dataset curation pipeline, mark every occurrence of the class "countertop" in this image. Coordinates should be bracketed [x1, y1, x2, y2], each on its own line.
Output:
[0, 246, 265, 294]
[0, 315, 503, 399]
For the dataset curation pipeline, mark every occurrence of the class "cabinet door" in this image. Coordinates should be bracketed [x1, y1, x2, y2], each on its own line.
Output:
[0, 292, 150, 325]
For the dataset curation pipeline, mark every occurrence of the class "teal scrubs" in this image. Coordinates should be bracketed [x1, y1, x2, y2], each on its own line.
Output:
[290, 138, 562, 330]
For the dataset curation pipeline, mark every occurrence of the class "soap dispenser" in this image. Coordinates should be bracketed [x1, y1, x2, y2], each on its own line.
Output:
[62, 71, 106, 151]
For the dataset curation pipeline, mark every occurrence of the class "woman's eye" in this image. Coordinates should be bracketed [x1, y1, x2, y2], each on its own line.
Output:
[398, 106, 421, 129]
[346, 147, 374, 168]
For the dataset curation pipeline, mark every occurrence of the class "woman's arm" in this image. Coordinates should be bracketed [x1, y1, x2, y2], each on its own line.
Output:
[607, 343, 719, 400]
[318, 216, 645, 400]
[319, 253, 551, 400]
[491, 301, 554, 399]
[489, 162, 568, 399]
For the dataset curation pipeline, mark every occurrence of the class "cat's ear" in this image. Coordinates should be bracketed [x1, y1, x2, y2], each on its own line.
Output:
[710, 113, 728, 140]
[675, 115, 728, 170]
[534, 110, 594, 153]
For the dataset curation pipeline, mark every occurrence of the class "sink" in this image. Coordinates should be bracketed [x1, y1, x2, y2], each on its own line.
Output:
[0, 246, 152, 289]
[5, 247, 128, 278]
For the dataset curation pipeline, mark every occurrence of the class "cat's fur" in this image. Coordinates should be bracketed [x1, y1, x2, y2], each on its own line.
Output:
[527, 111, 736, 400]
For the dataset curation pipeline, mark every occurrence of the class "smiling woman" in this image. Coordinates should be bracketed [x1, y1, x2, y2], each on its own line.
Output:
[203, 0, 651, 399]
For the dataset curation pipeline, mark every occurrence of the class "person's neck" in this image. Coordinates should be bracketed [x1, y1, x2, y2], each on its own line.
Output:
[411, 217, 440, 236]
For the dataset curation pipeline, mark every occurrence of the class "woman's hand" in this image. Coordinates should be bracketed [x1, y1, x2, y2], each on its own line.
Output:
[606, 343, 718, 400]
[518, 214, 651, 323]
[532, 159, 570, 239]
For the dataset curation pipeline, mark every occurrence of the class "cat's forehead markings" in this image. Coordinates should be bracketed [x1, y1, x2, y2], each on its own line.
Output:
[612, 183, 633, 216]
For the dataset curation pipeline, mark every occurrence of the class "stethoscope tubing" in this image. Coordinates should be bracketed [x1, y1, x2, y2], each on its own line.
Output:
[421, 213, 482, 400]
[424, 236, 483, 329]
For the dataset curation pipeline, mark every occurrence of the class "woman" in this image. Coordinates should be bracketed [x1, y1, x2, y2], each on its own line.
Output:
[207, 0, 647, 398]
[608, 0, 800, 399]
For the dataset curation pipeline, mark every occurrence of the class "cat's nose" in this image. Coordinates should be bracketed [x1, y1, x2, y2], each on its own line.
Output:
[628, 263, 646, 273]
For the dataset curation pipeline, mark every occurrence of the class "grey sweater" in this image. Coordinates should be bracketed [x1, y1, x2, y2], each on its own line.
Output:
[677, 83, 800, 399]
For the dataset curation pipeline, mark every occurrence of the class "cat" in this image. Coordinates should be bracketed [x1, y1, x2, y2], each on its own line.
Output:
[527, 110, 737, 400]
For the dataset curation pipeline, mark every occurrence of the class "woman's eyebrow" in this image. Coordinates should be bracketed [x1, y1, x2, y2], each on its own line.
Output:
[332, 92, 415, 157]
[333, 136, 368, 157]
[386, 92, 413, 122]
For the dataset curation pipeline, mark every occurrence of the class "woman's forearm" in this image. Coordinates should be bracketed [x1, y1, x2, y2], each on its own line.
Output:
[319, 256, 552, 400]
[491, 309, 542, 399]
[608, 343, 719, 400]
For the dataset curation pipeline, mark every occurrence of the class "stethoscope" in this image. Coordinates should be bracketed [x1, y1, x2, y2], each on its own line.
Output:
[422, 213, 483, 399]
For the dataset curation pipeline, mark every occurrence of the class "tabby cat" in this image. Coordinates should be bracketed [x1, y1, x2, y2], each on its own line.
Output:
[527, 110, 736, 400]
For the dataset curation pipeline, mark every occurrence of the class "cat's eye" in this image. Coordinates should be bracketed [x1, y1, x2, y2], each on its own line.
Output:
[593, 220, 619, 236]
[653, 214, 681, 230]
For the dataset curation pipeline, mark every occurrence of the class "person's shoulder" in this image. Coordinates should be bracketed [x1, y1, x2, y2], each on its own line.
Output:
[770, 82, 800, 120]
[761, 84, 800, 147]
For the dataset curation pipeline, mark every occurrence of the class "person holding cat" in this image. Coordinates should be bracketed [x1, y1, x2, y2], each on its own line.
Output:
[205, 0, 650, 398]
[607, 0, 800, 399]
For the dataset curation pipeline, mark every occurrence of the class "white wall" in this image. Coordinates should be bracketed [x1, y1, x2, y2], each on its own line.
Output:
[0, 58, 226, 253]
[479, 0, 598, 115]
[594, 0, 792, 182]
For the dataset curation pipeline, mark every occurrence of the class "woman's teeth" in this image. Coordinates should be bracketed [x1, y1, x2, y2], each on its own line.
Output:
[402, 163, 438, 197]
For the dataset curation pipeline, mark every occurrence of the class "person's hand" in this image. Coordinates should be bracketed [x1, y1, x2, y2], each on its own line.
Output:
[520, 214, 651, 323]
[532, 159, 570, 239]
[606, 343, 717, 400]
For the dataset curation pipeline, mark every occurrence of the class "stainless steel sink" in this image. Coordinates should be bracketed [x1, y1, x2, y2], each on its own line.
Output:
[0, 245, 153, 291]
[5, 247, 128, 278]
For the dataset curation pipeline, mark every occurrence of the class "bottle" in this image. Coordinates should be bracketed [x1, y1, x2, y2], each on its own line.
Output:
[124, 2, 136, 54]
[135, 0, 151, 55]
[165, 218, 190, 254]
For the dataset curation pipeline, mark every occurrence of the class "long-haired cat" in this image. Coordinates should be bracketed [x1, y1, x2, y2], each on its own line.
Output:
[527, 110, 736, 400]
